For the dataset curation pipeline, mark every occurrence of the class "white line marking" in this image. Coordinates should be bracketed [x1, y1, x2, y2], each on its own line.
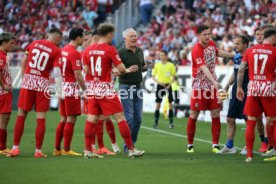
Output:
[141, 125, 262, 155]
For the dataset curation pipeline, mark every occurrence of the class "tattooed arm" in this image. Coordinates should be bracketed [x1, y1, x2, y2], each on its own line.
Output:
[236, 62, 247, 101]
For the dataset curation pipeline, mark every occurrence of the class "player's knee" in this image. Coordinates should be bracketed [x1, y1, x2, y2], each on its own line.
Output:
[211, 109, 220, 118]
[189, 110, 199, 119]
[113, 112, 125, 122]
[227, 117, 235, 124]
[87, 115, 98, 123]
[18, 108, 28, 116]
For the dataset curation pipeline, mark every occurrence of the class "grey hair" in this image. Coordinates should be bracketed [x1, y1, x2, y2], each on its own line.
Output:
[122, 28, 137, 38]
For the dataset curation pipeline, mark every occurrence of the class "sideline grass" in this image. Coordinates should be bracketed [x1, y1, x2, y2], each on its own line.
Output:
[0, 111, 275, 184]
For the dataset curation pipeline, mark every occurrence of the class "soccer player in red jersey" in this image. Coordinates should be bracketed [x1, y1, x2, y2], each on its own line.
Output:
[7, 28, 63, 158]
[82, 30, 120, 155]
[237, 28, 276, 162]
[0, 33, 15, 155]
[53, 28, 86, 156]
[186, 25, 234, 153]
[82, 23, 144, 158]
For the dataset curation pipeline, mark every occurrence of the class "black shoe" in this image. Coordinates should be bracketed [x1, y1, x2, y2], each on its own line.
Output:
[169, 124, 174, 128]
[153, 124, 158, 129]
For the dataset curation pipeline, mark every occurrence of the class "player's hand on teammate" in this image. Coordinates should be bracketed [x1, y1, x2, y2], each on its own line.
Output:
[214, 82, 222, 90]
[3, 85, 12, 92]
[236, 87, 244, 101]
[112, 68, 120, 77]
[127, 65, 139, 73]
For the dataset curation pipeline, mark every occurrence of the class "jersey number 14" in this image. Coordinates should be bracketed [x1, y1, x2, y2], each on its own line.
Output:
[90, 56, 102, 76]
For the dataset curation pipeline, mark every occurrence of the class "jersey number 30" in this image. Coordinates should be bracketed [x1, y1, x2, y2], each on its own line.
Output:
[29, 48, 49, 71]
[90, 56, 102, 76]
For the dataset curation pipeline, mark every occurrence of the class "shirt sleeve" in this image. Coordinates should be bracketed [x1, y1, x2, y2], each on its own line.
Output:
[82, 50, 89, 66]
[53, 49, 62, 68]
[171, 64, 176, 77]
[109, 47, 122, 66]
[192, 45, 206, 67]
[242, 50, 249, 63]
[71, 51, 82, 71]
[0, 58, 6, 70]
[152, 63, 158, 76]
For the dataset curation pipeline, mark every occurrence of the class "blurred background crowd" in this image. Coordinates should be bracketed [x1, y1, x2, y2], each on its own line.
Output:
[0, 0, 276, 67]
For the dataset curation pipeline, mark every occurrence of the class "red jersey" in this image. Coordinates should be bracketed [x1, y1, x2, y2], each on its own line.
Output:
[82, 43, 122, 96]
[61, 44, 82, 97]
[191, 40, 218, 90]
[21, 40, 62, 92]
[0, 50, 12, 95]
[242, 43, 276, 97]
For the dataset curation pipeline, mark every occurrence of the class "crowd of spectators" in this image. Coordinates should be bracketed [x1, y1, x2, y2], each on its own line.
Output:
[0, 0, 126, 52]
[1, 0, 276, 67]
[138, 0, 276, 66]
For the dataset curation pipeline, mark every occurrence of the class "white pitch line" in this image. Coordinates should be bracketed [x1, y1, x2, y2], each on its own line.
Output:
[140, 125, 262, 155]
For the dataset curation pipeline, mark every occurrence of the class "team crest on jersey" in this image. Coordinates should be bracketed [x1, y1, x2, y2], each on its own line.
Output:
[0, 59, 3, 66]
[196, 58, 202, 64]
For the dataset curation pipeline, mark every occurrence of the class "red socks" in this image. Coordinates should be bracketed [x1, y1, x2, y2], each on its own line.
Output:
[0, 128, 7, 150]
[13, 115, 26, 146]
[187, 117, 196, 145]
[55, 122, 66, 150]
[211, 117, 221, 145]
[84, 120, 96, 151]
[105, 119, 116, 144]
[273, 121, 276, 149]
[266, 123, 274, 148]
[63, 122, 75, 151]
[118, 120, 133, 150]
[36, 118, 46, 149]
[96, 120, 104, 149]
[246, 120, 256, 158]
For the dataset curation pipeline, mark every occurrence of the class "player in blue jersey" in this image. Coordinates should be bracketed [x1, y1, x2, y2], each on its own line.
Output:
[218, 35, 249, 154]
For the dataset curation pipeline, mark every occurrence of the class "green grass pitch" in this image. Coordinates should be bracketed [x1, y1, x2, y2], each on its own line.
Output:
[1, 111, 275, 184]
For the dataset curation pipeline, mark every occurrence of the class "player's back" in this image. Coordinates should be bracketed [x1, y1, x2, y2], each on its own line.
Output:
[246, 44, 276, 81]
[25, 40, 61, 79]
[22, 39, 61, 91]
[61, 44, 81, 82]
[244, 43, 276, 96]
[83, 43, 121, 83]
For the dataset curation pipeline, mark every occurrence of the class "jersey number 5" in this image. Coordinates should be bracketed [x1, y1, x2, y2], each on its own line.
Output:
[254, 54, 268, 75]
[90, 56, 102, 76]
[29, 48, 49, 71]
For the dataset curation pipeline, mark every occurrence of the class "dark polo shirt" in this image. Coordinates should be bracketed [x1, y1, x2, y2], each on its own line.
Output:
[118, 47, 145, 86]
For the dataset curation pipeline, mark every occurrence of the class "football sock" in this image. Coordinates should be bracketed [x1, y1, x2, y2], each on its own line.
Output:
[169, 109, 173, 124]
[266, 124, 274, 148]
[63, 122, 75, 151]
[55, 122, 66, 150]
[13, 115, 26, 146]
[36, 118, 46, 149]
[96, 120, 104, 149]
[84, 121, 96, 151]
[273, 121, 276, 149]
[260, 135, 265, 142]
[105, 119, 116, 144]
[264, 137, 268, 144]
[246, 120, 256, 158]
[212, 117, 221, 145]
[0, 128, 7, 150]
[226, 139, 234, 148]
[154, 110, 160, 125]
[118, 120, 134, 150]
[187, 117, 196, 145]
